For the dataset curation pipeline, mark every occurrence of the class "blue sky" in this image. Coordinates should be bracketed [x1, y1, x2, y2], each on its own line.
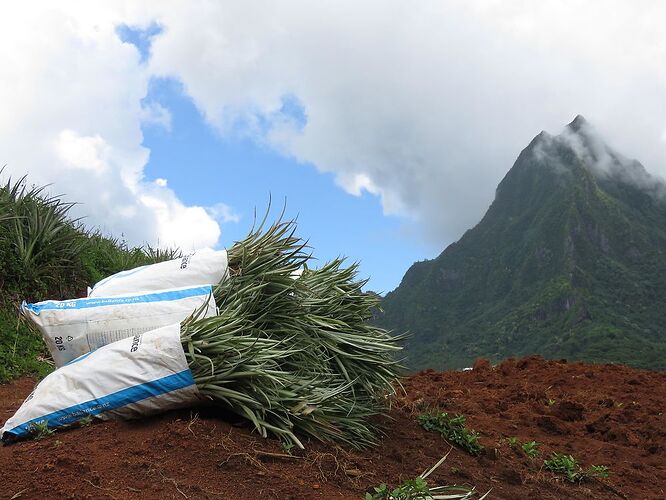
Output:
[127, 28, 431, 293]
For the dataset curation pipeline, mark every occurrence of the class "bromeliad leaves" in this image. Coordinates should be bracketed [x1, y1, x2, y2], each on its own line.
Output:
[182, 216, 404, 449]
[0, 171, 85, 298]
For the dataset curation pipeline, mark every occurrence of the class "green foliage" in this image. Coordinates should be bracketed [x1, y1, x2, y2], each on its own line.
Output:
[505, 436, 519, 448]
[29, 420, 54, 440]
[521, 440, 539, 458]
[543, 452, 610, 482]
[365, 478, 431, 500]
[11, 195, 84, 285]
[503, 437, 539, 458]
[0, 309, 52, 383]
[365, 454, 483, 500]
[586, 465, 611, 478]
[417, 412, 483, 455]
[379, 122, 666, 371]
[0, 173, 86, 302]
[143, 244, 182, 263]
[78, 415, 93, 427]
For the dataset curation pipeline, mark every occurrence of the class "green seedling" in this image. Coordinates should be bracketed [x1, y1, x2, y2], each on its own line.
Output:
[29, 420, 54, 440]
[78, 415, 93, 427]
[544, 453, 609, 482]
[586, 465, 611, 478]
[418, 412, 483, 456]
[546, 398, 556, 407]
[506, 436, 519, 448]
[521, 441, 539, 458]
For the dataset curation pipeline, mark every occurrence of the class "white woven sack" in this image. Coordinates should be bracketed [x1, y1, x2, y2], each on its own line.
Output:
[88, 248, 227, 297]
[22, 285, 216, 367]
[1, 323, 199, 443]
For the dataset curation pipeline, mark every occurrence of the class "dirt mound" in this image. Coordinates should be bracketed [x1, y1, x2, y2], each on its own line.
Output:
[1, 356, 664, 499]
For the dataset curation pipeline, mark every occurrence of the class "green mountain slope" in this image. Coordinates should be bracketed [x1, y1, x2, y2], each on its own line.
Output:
[380, 116, 666, 371]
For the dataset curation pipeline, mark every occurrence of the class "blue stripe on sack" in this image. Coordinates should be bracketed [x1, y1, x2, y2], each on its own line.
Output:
[2, 370, 195, 440]
[23, 285, 213, 314]
[63, 350, 95, 366]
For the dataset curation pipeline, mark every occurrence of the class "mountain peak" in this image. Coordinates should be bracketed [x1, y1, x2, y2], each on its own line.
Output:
[567, 114, 588, 133]
[380, 116, 666, 372]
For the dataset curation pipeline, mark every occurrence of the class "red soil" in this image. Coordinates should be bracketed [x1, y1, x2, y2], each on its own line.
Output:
[1, 356, 664, 499]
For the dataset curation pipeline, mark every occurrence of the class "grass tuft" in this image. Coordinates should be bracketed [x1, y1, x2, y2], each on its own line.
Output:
[417, 412, 483, 455]
[365, 452, 488, 499]
[521, 440, 540, 458]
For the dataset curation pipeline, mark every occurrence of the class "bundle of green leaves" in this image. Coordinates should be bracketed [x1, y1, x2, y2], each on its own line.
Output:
[181, 215, 403, 449]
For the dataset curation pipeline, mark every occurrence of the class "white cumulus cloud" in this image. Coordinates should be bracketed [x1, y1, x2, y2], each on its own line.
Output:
[3, 1, 666, 251]
[0, 2, 223, 250]
[54, 130, 111, 174]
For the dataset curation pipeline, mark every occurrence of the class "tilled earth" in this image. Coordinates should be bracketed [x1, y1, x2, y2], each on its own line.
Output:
[1, 356, 664, 499]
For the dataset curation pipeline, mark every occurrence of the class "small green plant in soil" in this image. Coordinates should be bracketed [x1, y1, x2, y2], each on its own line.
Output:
[546, 398, 556, 407]
[521, 440, 540, 458]
[543, 453, 610, 482]
[586, 465, 611, 479]
[505, 436, 519, 448]
[365, 453, 487, 500]
[78, 415, 93, 427]
[29, 420, 54, 440]
[417, 412, 483, 455]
